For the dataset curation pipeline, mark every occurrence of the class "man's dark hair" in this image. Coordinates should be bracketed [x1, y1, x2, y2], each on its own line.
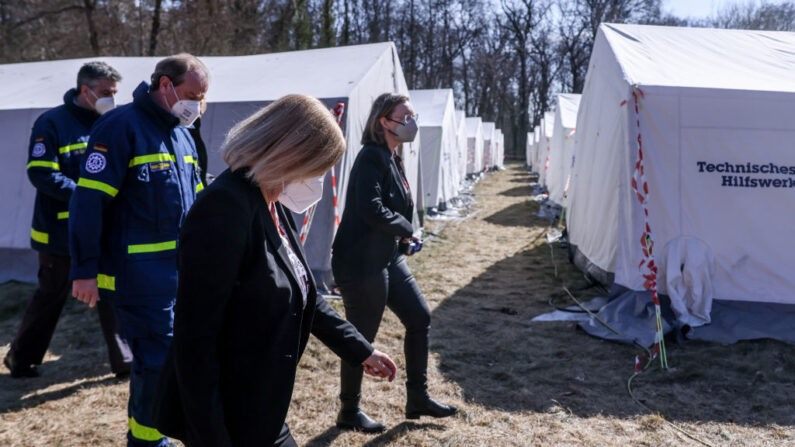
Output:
[76, 61, 122, 90]
[150, 53, 209, 91]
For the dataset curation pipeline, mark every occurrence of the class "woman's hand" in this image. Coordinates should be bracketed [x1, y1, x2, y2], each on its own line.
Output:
[72, 278, 99, 307]
[362, 349, 397, 382]
[400, 236, 421, 256]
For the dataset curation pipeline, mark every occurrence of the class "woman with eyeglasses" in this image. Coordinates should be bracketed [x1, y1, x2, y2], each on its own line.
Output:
[331, 93, 458, 433]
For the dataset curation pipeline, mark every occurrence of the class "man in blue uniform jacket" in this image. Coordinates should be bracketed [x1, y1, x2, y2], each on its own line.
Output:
[69, 54, 208, 447]
[4, 62, 132, 379]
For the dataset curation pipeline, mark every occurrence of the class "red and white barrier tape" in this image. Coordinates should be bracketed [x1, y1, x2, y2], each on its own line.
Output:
[299, 102, 345, 244]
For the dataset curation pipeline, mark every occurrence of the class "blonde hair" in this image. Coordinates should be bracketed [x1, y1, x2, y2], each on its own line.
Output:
[222, 94, 345, 198]
[361, 93, 409, 146]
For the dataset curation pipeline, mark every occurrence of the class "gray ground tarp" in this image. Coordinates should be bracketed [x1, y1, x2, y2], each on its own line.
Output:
[577, 285, 795, 346]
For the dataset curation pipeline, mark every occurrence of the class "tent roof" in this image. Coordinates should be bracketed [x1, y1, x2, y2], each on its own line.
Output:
[601, 23, 795, 92]
[408, 89, 454, 126]
[465, 117, 482, 137]
[0, 42, 398, 110]
[556, 93, 581, 129]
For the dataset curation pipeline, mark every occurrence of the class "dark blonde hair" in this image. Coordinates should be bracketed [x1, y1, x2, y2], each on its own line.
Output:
[361, 93, 410, 146]
[222, 94, 345, 199]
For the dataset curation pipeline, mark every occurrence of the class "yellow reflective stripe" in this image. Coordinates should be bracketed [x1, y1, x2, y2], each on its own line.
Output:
[27, 160, 60, 170]
[97, 274, 115, 291]
[128, 153, 175, 167]
[195, 182, 204, 193]
[58, 142, 88, 154]
[128, 417, 164, 442]
[184, 155, 197, 164]
[77, 178, 119, 197]
[127, 240, 176, 254]
[57, 211, 69, 220]
[31, 229, 49, 244]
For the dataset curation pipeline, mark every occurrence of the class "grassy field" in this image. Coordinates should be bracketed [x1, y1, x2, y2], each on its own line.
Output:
[1, 163, 793, 446]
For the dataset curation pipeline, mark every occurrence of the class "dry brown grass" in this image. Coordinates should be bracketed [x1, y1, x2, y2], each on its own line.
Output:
[1, 163, 793, 446]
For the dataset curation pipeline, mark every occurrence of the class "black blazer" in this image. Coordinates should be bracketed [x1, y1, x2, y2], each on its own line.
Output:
[331, 144, 415, 281]
[152, 168, 373, 447]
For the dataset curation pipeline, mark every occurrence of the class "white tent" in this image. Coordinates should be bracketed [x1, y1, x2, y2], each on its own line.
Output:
[481, 122, 496, 170]
[546, 93, 581, 205]
[531, 125, 541, 171]
[410, 88, 458, 210]
[465, 117, 484, 174]
[537, 111, 555, 185]
[0, 42, 422, 288]
[496, 129, 505, 168]
[455, 111, 468, 183]
[526, 132, 533, 167]
[567, 23, 795, 327]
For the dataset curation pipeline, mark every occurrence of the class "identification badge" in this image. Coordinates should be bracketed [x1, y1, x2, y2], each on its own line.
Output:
[149, 161, 173, 172]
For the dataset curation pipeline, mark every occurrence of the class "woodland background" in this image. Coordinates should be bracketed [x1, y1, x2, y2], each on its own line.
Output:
[1, 0, 793, 157]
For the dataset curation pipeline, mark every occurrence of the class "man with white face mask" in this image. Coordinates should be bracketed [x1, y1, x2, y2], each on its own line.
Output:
[69, 53, 208, 447]
[4, 61, 131, 380]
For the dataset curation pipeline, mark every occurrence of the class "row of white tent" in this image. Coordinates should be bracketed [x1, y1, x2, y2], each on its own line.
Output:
[0, 42, 503, 290]
[410, 88, 504, 211]
[525, 23, 795, 340]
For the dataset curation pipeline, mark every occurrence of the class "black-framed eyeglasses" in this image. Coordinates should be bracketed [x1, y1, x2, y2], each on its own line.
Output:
[387, 113, 419, 125]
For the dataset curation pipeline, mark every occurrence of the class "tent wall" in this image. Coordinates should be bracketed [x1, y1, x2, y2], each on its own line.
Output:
[410, 89, 458, 210]
[481, 122, 495, 170]
[537, 111, 555, 184]
[547, 93, 581, 205]
[455, 111, 468, 183]
[465, 117, 483, 174]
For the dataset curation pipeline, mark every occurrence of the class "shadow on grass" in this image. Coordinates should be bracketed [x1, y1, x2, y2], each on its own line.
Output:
[1, 282, 123, 415]
[499, 185, 533, 197]
[483, 201, 548, 228]
[305, 422, 444, 447]
[430, 243, 795, 426]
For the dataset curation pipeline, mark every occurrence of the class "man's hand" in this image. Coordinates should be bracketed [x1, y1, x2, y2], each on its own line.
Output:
[362, 349, 397, 382]
[73, 278, 100, 308]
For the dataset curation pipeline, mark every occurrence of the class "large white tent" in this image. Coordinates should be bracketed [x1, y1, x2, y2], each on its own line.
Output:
[567, 23, 795, 329]
[546, 93, 581, 205]
[537, 111, 555, 184]
[481, 122, 496, 170]
[530, 125, 541, 171]
[465, 117, 484, 174]
[410, 88, 459, 210]
[0, 42, 422, 288]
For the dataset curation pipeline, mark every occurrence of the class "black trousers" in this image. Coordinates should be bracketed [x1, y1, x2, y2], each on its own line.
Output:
[7, 251, 132, 374]
[337, 253, 431, 399]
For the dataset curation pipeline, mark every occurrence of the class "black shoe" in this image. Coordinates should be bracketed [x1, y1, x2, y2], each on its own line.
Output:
[4, 355, 39, 378]
[336, 409, 386, 433]
[406, 388, 458, 420]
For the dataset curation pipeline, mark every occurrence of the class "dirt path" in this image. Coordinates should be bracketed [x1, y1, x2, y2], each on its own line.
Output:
[1, 164, 793, 446]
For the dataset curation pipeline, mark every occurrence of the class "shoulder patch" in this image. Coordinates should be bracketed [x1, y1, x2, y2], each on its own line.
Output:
[31, 142, 46, 158]
[93, 144, 108, 152]
[85, 153, 107, 174]
[35, 137, 44, 142]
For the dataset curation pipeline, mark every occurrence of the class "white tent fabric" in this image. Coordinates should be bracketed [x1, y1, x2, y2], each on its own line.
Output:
[531, 125, 541, 171]
[465, 117, 484, 174]
[481, 122, 496, 170]
[526, 132, 533, 167]
[0, 42, 422, 287]
[567, 23, 795, 326]
[546, 93, 581, 205]
[493, 129, 503, 168]
[455, 111, 468, 182]
[537, 111, 555, 185]
[410, 89, 459, 210]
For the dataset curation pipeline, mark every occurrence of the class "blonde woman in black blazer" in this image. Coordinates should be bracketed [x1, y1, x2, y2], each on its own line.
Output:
[153, 95, 397, 447]
[331, 93, 458, 433]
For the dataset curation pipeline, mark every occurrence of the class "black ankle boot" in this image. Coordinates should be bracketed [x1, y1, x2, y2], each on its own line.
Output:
[405, 385, 458, 420]
[336, 394, 386, 433]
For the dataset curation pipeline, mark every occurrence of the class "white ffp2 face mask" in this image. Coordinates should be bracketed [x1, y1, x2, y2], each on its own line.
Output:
[88, 89, 115, 115]
[279, 176, 325, 213]
[170, 81, 201, 127]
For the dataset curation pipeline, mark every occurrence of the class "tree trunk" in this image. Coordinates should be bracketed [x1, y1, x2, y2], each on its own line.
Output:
[148, 0, 162, 56]
[83, 0, 99, 55]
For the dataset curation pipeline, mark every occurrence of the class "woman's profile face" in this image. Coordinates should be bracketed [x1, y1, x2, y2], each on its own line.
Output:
[381, 101, 416, 135]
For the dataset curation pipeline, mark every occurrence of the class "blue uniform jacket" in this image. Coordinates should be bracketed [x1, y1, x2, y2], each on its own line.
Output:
[27, 89, 99, 255]
[69, 82, 203, 304]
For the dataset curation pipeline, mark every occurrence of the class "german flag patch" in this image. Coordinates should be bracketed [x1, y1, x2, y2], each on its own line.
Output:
[93, 144, 108, 152]
[35, 137, 44, 142]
